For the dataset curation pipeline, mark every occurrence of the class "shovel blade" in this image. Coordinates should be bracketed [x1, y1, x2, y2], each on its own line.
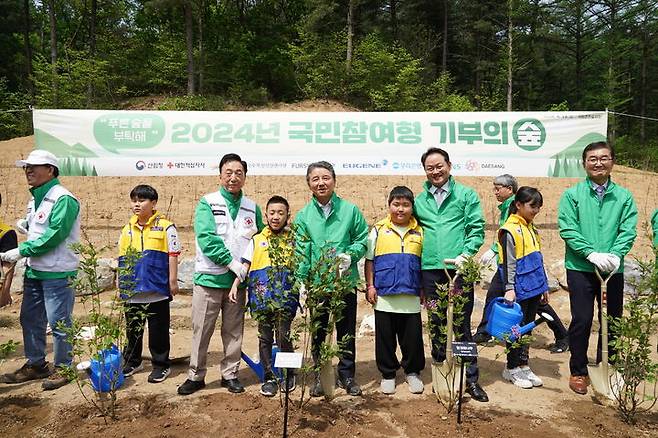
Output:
[587, 363, 621, 402]
[431, 360, 461, 401]
[319, 360, 335, 399]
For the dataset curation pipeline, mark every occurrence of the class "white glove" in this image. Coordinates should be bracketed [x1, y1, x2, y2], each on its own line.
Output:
[337, 253, 351, 276]
[604, 253, 621, 273]
[586, 252, 608, 272]
[0, 248, 23, 264]
[479, 249, 496, 266]
[228, 259, 248, 282]
[454, 254, 468, 268]
[15, 219, 29, 235]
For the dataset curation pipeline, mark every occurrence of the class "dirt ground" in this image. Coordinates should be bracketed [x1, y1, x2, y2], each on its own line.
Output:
[1, 103, 658, 437]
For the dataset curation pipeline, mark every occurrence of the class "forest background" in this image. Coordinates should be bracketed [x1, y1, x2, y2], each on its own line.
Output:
[0, 0, 656, 170]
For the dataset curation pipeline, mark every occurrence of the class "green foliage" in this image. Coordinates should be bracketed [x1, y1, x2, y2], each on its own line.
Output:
[0, 339, 19, 361]
[290, 32, 473, 111]
[157, 94, 227, 111]
[61, 236, 143, 420]
[614, 136, 658, 173]
[33, 52, 115, 109]
[609, 254, 658, 424]
[0, 77, 32, 140]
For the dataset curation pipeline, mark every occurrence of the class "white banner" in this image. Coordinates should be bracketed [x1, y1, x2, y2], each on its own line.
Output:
[32, 110, 607, 177]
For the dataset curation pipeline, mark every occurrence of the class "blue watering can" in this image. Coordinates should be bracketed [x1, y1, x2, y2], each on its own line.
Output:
[77, 344, 125, 393]
[486, 297, 553, 342]
[241, 344, 282, 382]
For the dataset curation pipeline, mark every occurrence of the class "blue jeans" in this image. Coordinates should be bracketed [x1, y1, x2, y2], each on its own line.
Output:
[21, 277, 75, 367]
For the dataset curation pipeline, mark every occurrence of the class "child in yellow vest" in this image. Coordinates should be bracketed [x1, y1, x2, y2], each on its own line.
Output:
[118, 185, 180, 383]
[0, 192, 18, 307]
[229, 195, 298, 397]
[364, 186, 425, 395]
[498, 186, 549, 389]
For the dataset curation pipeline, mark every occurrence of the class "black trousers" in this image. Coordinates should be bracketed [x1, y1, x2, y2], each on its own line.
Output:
[567, 270, 624, 376]
[123, 299, 171, 369]
[374, 310, 425, 379]
[507, 294, 541, 369]
[476, 271, 568, 341]
[311, 290, 357, 380]
[258, 311, 294, 378]
[421, 269, 478, 384]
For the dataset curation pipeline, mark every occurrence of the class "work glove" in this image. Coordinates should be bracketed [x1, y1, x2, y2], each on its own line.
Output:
[15, 219, 28, 235]
[0, 248, 23, 264]
[586, 252, 608, 272]
[604, 253, 621, 273]
[337, 253, 351, 276]
[454, 254, 468, 269]
[228, 259, 248, 283]
[479, 249, 496, 266]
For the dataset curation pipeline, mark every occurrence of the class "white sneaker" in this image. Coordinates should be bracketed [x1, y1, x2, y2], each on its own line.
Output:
[405, 373, 424, 394]
[380, 378, 396, 394]
[502, 367, 533, 389]
[520, 366, 543, 387]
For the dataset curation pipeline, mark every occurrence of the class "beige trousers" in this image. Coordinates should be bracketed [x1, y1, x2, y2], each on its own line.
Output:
[187, 284, 246, 381]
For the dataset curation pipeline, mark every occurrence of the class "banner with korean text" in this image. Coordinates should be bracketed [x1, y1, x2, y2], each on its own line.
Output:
[32, 110, 607, 177]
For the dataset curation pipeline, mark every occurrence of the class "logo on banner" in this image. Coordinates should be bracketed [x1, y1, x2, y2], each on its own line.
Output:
[513, 118, 546, 151]
[465, 160, 479, 172]
[135, 160, 146, 171]
[94, 112, 166, 153]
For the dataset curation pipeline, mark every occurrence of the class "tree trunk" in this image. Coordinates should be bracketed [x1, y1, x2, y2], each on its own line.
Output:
[87, 0, 97, 106]
[441, 0, 447, 72]
[390, 0, 397, 42]
[184, 1, 195, 95]
[346, 0, 354, 71]
[639, 26, 647, 143]
[22, 0, 34, 101]
[48, 0, 58, 106]
[506, 0, 513, 111]
[197, 1, 204, 94]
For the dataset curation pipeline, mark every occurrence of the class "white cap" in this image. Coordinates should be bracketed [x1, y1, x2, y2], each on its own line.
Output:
[16, 150, 59, 169]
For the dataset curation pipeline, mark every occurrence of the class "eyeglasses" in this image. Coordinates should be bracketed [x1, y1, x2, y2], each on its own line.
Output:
[585, 156, 612, 164]
[424, 165, 445, 173]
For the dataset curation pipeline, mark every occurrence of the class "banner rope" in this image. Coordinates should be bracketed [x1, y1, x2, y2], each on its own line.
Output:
[609, 110, 658, 123]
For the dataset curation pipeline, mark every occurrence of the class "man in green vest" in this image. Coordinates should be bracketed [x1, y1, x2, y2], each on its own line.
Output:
[413, 147, 488, 402]
[558, 141, 637, 395]
[1, 150, 80, 391]
[178, 153, 264, 396]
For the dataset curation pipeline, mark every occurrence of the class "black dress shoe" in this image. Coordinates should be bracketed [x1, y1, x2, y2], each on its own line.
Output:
[221, 378, 245, 393]
[337, 376, 362, 396]
[178, 379, 205, 395]
[472, 332, 492, 344]
[466, 382, 489, 402]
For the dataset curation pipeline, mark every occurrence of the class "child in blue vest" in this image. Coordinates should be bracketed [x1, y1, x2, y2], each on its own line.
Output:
[118, 185, 180, 383]
[364, 186, 425, 395]
[229, 195, 298, 397]
[498, 186, 549, 389]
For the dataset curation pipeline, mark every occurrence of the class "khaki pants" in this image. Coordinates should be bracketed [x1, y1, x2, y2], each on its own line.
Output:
[187, 284, 246, 381]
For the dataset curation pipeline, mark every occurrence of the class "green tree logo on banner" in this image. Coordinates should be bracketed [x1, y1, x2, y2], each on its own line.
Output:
[512, 118, 546, 151]
[93, 113, 165, 153]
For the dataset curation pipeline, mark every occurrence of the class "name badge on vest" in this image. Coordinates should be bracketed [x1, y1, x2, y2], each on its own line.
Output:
[36, 211, 47, 224]
[151, 226, 163, 231]
[212, 209, 227, 216]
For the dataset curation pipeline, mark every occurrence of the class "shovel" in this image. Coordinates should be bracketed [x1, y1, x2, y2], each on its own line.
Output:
[588, 268, 622, 401]
[431, 259, 464, 402]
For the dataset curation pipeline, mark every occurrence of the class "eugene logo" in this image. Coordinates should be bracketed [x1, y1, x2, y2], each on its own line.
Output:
[512, 118, 546, 151]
